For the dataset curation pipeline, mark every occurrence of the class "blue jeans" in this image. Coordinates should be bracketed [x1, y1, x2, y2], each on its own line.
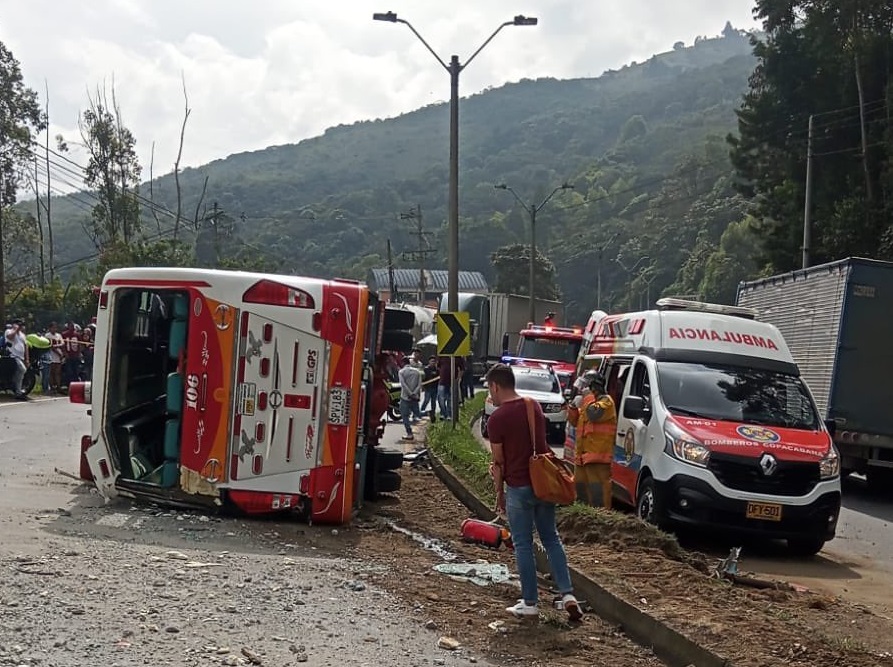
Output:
[400, 398, 421, 435]
[505, 485, 573, 604]
[421, 388, 437, 413]
[437, 384, 451, 418]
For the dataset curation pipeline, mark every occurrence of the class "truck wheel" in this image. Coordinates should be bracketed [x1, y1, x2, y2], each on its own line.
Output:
[636, 477, 664, 528]
[375, 470, 402, 494]
[866, 468, 893, 496]
[787, 537, 826, 557]
[376, 449, 405, 472]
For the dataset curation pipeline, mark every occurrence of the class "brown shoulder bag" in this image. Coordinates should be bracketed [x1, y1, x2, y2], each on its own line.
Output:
[525, 397, 576, 505]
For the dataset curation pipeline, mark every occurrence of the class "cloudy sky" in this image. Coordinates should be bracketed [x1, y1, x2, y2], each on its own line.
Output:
[3, 0, 759, 189]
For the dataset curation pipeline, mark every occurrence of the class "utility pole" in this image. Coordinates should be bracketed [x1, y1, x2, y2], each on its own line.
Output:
[0, 168, 6, 327]
[802, 114, 814, 270]
[596, 232, 618, 311]
[386, 238, 397, 301]
[211, 201, 221, 268]
[400, 204, 435, 306]
[495, 182, 573, 323]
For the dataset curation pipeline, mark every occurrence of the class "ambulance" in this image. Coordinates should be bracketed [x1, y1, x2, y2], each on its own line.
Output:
[567, 298, 841, 556]
[69, 267, 413, 524]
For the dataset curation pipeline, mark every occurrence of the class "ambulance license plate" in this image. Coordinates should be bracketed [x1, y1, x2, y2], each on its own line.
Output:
[745, 501, 782, 522]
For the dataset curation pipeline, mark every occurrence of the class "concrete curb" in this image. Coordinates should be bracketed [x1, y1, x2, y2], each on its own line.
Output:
[427, 450, 732, 667]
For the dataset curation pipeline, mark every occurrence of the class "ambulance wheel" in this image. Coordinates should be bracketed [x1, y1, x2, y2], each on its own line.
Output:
[787, 537, 826, 557]
[376, 448, 405, 472]
[376, 470, 402, 494]
[636, 477, 664, 528]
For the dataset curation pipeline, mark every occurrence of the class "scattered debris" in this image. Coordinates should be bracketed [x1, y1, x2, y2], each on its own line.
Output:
[437, 636, 461, 651]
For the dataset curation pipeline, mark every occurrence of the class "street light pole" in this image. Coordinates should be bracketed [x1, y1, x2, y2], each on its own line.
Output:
[374, 11, 538, 425]
[614, 255, 651, 310]
[595, 232, 619, 311]
[494, 182, 573, 323]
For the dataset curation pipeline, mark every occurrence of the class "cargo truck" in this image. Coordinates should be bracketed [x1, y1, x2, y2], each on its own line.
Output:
[737, 257, 893, 491]
[439, 292, 564, 378]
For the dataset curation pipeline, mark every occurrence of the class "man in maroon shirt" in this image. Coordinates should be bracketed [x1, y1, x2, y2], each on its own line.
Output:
[485, 363, 582, 621]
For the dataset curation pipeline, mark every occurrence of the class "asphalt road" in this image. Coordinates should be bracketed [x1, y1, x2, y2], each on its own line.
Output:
[0, 396, 486, 667]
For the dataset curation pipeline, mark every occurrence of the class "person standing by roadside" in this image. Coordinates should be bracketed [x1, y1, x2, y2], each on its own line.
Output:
[80, 326, 95, 382]
[566, 370, 616, 508]
[485, 363, 582, 621]
[436, 355, 465, 419]
[61, 322, 81, 387]
[420, 356, 439, 420]
[397, 357, 423, 442]
[46, 322, 64, 394]
[4, 318, 30, 400]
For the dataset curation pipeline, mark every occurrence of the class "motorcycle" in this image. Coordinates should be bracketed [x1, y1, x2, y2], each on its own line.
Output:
[0, 340, 43, 396]
[386, 381, 402, 422]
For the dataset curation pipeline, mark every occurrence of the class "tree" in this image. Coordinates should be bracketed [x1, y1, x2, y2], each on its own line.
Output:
[490, 243, 560, 299]
[729, 0, 893, 272]
[78, 83, 142, 250]
[0, 41, 45, 324]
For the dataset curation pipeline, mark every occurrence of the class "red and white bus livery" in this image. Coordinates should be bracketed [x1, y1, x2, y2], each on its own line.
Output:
[71, 267, 409, 524]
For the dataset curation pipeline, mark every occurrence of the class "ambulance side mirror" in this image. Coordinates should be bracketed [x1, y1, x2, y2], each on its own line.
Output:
[623, 396, 647, 420]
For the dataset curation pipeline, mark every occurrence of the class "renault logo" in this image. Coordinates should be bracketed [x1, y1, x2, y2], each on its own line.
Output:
[759, 453, 778, 476]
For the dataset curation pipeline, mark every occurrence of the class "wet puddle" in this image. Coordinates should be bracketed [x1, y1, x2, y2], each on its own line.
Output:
[382, 519, 516, 587]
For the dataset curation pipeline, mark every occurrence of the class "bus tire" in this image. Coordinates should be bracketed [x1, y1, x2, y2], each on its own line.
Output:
[376, 470, 402, 495]
[376, 449, 405, 472]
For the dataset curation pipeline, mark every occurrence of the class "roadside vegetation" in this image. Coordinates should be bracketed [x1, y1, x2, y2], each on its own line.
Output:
[425, 393, 703, 568]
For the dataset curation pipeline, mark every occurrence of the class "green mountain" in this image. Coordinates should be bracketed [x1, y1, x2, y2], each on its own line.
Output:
[38, 29, 758, 323]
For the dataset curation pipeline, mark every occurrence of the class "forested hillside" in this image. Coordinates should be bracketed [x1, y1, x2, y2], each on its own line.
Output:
[30, 29, 758, 323]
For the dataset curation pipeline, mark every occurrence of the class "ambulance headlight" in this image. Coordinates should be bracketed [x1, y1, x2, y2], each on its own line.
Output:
[819, 445, 840, 480]
[664, 420, 710, 468]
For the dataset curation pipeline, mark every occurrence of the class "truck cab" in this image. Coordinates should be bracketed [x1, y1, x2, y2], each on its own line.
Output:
[568, 298, 841, 556]
[513, 323, 583, 389]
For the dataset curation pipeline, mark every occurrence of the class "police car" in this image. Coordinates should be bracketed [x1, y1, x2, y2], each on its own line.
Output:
[481, 364, 566, 444]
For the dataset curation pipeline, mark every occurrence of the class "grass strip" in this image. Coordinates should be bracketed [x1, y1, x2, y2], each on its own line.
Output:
[425, 392, 702, 568]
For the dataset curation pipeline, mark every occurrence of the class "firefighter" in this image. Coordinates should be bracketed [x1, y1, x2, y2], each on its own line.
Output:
[567, 370, 616, 509]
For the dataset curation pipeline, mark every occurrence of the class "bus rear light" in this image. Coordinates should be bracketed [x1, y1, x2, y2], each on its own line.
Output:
[255, 422, 266, 442]
[69, 382, 91, 404]
[258, 392, 268, 411]
[99, 291, 109, 309]
[243, 279, 315, 309]
[80, 436, 94, 481]
[312, 312, 321, 331]
[299, 474, 310, 494]
[98, 459, 111, 478]
[260, 358, 270, 377]
[263, 323, 273, 342]
[252, 455, 263, 475]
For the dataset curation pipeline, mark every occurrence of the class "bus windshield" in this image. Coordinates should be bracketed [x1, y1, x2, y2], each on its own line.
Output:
[656, 362, 820, 430]
[517, 336, 580, 364]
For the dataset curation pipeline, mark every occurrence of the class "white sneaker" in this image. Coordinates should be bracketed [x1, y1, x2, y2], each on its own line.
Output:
[562, 594, 583, 621]
[506, 600, 539, 618]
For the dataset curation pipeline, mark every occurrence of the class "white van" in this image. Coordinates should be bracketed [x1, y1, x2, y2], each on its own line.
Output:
[569, 298, 841, 556]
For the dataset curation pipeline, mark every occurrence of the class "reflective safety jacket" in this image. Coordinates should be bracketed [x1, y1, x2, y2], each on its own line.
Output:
[567, 392, 617, 465]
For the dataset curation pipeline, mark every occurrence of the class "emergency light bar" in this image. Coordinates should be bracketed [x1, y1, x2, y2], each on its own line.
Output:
[655, 297, 757, 320]
[524, 324, 582, 335]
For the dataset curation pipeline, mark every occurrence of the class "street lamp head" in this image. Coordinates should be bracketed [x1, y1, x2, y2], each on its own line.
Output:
[513, 15, 538, 26]
[372, 11, 398, 22]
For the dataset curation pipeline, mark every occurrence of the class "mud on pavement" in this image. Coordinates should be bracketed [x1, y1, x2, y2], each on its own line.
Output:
[0, 471, 658, 667]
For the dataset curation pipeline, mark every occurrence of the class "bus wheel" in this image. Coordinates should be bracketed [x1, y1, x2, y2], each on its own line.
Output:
[376, 470, 402, 494]
[376, 449, 405, 472]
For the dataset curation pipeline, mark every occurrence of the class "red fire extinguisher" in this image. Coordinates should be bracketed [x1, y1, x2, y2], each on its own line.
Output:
[460, 518, 513, 550]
